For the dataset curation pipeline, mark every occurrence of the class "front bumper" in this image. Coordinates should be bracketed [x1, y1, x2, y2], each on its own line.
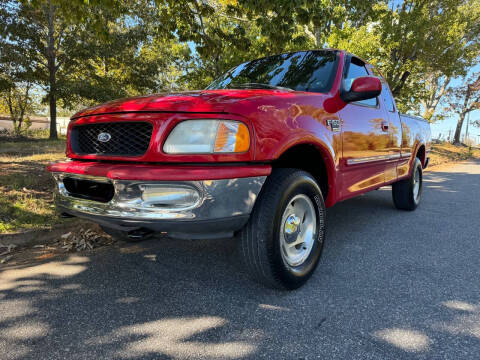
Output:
[51, 168, 267, 239]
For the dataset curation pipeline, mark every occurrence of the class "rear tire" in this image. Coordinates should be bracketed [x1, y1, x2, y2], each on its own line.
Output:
[239, 168, 326, 290]
[392, 157, 423, 211]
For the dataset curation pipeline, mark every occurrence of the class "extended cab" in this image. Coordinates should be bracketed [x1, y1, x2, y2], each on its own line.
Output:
[48, 50, 431, 289]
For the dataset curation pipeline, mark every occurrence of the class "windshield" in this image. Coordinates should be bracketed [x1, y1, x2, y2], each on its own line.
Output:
[206, 50, 339, 93]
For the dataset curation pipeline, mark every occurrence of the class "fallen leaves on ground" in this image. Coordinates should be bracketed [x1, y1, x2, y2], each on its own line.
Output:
[0, 227, 117, 267]
[56, 228, 116, 252]
[0, 244, 17, 263]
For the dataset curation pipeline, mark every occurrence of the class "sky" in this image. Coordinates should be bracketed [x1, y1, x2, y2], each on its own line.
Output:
[430, 63, 480, 144]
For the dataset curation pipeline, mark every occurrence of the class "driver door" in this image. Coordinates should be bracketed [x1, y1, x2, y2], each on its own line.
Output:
[338, 56, 389, 200]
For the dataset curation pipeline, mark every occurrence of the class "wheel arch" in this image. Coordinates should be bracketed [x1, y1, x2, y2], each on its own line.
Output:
[272, 142, 337, 206]
[416, 144, 426, 167]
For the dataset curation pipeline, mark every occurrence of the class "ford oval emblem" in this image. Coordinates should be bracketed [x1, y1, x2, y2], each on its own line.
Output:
[97, 132, 111, 143]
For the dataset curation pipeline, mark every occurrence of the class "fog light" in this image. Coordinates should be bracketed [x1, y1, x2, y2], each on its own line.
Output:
[139, 185, 201, 209]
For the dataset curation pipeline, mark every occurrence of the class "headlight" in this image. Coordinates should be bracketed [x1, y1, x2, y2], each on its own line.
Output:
[163, 120, 250, 154]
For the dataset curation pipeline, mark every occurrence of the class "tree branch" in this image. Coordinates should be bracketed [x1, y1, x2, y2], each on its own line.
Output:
[391, 71, 410, 96]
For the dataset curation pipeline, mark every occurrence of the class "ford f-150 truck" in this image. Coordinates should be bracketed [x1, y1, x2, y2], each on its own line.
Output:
[48, 49, 431, 289]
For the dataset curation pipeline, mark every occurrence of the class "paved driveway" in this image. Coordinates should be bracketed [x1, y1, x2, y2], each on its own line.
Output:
[1, 161, 480, 359]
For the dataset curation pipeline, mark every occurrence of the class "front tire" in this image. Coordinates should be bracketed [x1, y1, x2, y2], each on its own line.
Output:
[239, 168, 326, 290]
[392, 157, 423, 211]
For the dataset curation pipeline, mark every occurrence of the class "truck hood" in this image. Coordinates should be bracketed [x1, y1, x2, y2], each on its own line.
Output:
[71, 89, 299, 119]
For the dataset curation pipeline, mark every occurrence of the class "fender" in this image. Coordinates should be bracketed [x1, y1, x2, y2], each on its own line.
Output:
[270, 135, 339, 207]
[410, 143, 426, 173]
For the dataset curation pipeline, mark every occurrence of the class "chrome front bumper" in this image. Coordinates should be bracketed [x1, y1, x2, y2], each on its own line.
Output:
[52, 173, 266, 239]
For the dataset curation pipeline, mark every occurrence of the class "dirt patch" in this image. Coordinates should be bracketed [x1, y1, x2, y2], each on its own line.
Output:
[429, 143, 480, 167]
[0, 223, 117, 267]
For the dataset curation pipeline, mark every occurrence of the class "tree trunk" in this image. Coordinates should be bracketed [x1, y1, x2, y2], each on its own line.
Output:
[6, 91, 18, 134]
[453, 112, 466, 145]
[17, 87, 28, 134]
[391, 71, 410, 97]
[313, 25, 322, 47]
[421, 75, 451, 122]
[47, 0, 57, 139]
[452, 79, 474, 145]
[49, 89, 57, 138]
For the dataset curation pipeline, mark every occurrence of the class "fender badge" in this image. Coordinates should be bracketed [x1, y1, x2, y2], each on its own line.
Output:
[326, 119, 341, 132]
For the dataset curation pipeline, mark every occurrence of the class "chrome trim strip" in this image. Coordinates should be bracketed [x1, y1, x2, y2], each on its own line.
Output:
[52, 173, 266, 221]
[60, 173, 112, 183]
[346, 153, 401, 165]
[400, 152, 412, 158]
[400, 113, 428, 123]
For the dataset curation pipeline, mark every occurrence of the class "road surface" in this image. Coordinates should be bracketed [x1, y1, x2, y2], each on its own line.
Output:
[1, 160, 480, 359]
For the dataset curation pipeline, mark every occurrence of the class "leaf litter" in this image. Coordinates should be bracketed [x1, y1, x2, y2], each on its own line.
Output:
[56, 228, 116, 252]
[0, 227, 117, 266]
[0, 244, 17, 264]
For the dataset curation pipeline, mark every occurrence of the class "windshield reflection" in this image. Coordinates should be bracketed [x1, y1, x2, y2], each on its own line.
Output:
[207, 50, 339, 93]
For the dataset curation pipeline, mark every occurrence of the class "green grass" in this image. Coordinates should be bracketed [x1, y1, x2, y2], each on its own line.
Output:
[0, 136, 67, 234]
[0, 193, 57, 233]
[0, 138, 66, 156]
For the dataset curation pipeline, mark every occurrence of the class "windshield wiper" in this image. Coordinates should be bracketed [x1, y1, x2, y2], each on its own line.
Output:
[228, 82, 293, 91]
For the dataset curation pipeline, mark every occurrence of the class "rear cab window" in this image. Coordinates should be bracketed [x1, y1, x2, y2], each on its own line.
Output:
[380, 80, 396, 112]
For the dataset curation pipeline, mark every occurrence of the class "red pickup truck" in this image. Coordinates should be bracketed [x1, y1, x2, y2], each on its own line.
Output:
[48, 50, 431, 289]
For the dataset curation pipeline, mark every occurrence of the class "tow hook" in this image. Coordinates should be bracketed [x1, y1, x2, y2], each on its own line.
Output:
[127, 228, 154, 241]
[60, 212, 75, 218]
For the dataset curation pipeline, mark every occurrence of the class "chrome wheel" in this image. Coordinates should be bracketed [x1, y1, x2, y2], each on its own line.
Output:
[413, 167, 421, 201]
[280, 194, 317, 267]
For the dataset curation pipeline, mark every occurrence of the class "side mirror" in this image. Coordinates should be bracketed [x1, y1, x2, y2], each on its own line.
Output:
[341, 76, 382, 103]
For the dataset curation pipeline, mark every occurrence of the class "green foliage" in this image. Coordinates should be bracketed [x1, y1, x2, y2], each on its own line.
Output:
[232, 0, 374, 51]
[0, 85, 36, 135]
[157, 0, 270, 89]
[1, 0, 479, 123]
[0, 0, 190, 138]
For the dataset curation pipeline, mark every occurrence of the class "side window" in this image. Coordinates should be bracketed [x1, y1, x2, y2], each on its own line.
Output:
[380, 81, 395, 112]
[344, 58, 377, 107]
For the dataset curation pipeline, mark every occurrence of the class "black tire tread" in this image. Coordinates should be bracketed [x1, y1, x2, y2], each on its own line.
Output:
[392, 157, 422, 211]
[240, 168, 322, 289]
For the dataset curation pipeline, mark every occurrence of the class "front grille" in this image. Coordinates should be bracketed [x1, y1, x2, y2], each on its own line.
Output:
[63, 177, 114, 203]
[71, 122, 153, 156]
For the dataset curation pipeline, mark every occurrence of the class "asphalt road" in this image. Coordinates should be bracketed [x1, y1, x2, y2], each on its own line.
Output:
[1, 160, 480, 359]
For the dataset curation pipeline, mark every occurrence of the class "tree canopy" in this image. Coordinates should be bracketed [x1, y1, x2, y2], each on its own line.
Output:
[1, 0, 479, 138]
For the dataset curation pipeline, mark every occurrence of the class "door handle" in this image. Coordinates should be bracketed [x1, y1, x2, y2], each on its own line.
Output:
[381, 121, 389, 132]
